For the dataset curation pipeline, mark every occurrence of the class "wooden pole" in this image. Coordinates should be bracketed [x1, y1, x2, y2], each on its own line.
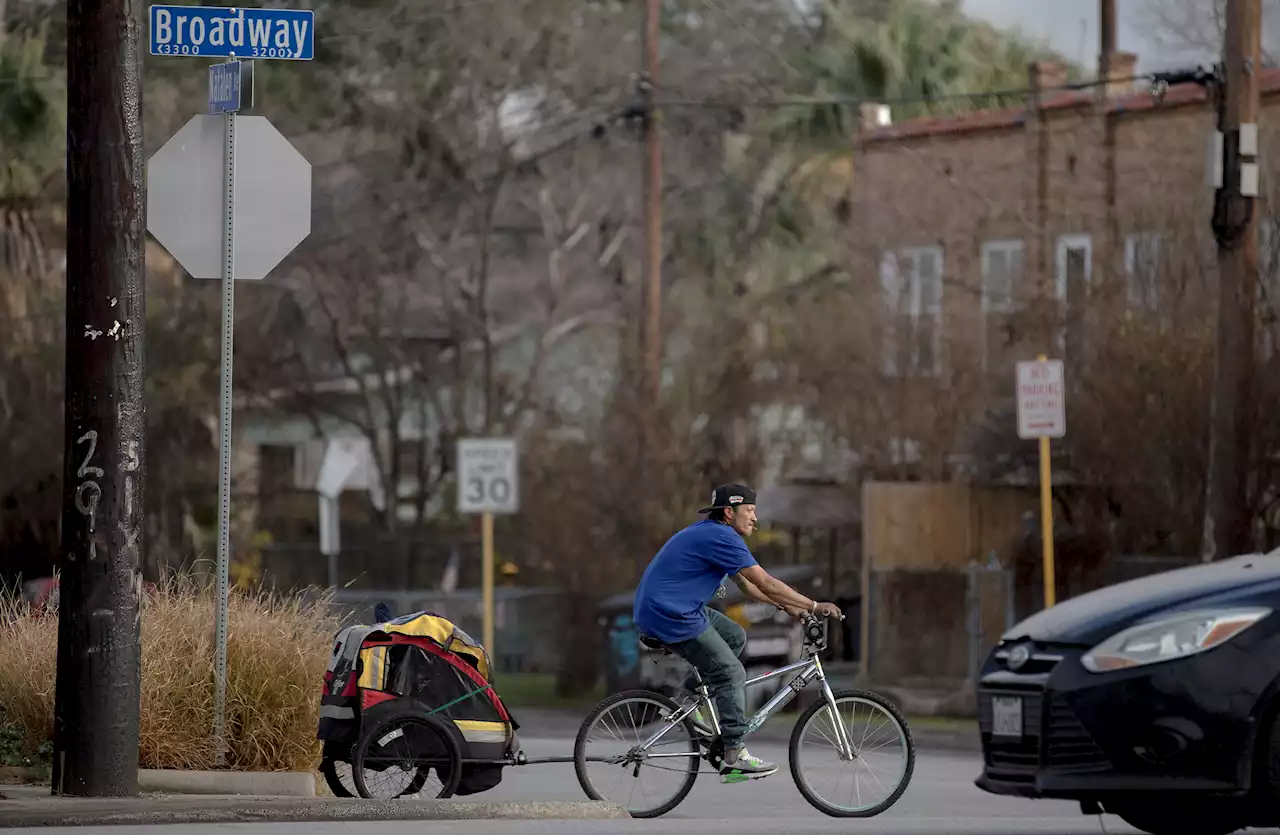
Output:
[53, 0, 146, 797]
[641, 0, 663, 405]
[1202, 0, 1261, 563]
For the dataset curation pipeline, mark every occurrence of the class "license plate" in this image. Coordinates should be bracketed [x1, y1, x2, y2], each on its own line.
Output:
[992, 696, 1023, 738]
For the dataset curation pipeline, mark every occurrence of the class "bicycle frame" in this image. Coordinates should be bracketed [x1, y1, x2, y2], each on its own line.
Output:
[629, 619, 857, 763]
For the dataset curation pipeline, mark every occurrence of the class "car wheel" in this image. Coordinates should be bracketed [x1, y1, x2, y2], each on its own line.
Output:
[1259, 699, 1280, 804]
[1110, 799, 1245, 835]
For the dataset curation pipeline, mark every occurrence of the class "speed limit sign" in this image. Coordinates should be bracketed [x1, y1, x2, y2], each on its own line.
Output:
[456, 437, 519, 514]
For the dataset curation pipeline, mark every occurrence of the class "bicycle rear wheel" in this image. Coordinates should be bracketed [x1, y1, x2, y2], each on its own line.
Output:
[788, 688, 914, 817]
[574, 690, 700, 818]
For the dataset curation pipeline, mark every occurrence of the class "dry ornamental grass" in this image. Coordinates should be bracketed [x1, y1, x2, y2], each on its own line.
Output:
[0, 576, 341, 773]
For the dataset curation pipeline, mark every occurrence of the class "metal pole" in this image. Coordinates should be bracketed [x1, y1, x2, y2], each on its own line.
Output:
[53, 0, 146, 798]
[213, 109, 237, 766]
[482, 512, 495, 662]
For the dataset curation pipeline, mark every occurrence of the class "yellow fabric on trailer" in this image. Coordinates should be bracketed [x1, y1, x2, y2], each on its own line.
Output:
[453, 719, 511, 744]
[374, 612, 492, 680]
[357, 645, 388, 689]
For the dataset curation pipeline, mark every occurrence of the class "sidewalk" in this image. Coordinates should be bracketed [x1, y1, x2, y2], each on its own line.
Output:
[0, 785, 626, 828]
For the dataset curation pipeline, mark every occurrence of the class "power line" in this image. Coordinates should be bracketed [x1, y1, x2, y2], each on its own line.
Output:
[651, 71, 1171, 110]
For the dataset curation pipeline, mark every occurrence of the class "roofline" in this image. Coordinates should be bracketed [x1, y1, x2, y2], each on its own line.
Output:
[860, 67, 1280, 144]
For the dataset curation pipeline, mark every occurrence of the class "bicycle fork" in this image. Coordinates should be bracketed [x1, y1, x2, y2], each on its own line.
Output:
[813, 658, 858, 762]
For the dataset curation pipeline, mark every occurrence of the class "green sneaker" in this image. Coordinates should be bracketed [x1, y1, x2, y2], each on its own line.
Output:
[719, 748, 778, 783]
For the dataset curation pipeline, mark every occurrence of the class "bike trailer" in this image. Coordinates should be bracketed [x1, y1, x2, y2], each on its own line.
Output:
[317, 609, 520, 795]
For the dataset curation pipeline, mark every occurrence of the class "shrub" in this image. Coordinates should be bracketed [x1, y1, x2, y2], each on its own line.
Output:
[0, 574, 340, 772]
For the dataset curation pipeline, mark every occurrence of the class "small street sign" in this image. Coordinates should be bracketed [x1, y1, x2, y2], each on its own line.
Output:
[149, 5, 315, 61]
[457, 438, 520, 515]
[208, 60, 250, 114]
[1016, 358, 1066, 439]
[146, 114, 312, 280]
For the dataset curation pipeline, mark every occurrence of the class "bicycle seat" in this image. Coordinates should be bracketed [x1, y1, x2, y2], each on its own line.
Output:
[639, 635, 672, 655]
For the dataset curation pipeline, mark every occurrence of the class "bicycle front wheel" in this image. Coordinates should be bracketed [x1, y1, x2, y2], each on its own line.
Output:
[788, 688, 915, 817]
[574, 689, 700, 818]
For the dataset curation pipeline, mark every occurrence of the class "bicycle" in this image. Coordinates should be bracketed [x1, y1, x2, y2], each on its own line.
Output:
[573, 612, 915, 818]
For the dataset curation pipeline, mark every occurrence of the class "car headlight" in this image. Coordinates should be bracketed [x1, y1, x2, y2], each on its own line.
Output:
[1081, 607, 1271, 673]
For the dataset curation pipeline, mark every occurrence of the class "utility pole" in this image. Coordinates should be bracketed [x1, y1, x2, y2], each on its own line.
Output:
[1099, 0, 1115, 80]
[1203, 0, 1261, 562]
[1099, 0, 1117, 251]
[51, 0, 146, 797]
[641, 0, 663, 405]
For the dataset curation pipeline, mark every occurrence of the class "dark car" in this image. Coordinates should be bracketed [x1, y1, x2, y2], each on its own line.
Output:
[974, 553, 1280, 835]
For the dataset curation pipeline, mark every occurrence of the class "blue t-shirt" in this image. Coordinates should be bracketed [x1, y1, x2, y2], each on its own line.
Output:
[633, 519, 759, 645]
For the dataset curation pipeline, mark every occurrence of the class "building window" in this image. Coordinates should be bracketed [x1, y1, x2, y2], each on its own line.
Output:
[1055, 234, 1091, 356]
[1124, 232, 1162, 309]
[259, 444, 297, 494]
[981, 240, 1022, 312]
[981, 240, 1023, 373]
[881, 246, 943, 376]
[1055, 234, 1092, 302]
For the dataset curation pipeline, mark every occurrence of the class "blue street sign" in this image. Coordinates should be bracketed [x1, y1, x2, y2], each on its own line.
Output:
[149, 5, 315, 61]
[208, 61, 242, 114]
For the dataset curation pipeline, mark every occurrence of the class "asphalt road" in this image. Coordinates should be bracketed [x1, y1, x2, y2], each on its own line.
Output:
[29, 737, 1157, 835]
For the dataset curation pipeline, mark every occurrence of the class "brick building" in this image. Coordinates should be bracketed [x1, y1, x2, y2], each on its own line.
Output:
[849, 54, 1280, 394]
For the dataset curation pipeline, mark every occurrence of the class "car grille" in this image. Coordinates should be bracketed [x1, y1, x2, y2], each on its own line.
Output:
[979, 688, 1111, 781]
[1045, 693, 1110, 772]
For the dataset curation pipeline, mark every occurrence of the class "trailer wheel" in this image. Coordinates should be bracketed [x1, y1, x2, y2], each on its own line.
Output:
[351, 709, 462, 799]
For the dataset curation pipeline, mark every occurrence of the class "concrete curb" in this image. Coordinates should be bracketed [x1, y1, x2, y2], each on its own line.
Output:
[0, 768, 316, 797]
[138, 769, 315, 797]
[0, 797, 630, 827]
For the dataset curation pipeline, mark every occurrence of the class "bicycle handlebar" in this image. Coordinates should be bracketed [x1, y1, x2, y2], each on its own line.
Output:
[799, 610, 846, 624]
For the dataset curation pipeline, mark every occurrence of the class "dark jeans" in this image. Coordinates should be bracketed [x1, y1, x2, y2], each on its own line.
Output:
[670, 607, 748, 749]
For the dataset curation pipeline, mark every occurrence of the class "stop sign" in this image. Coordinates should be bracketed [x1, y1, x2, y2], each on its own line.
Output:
[146, 114, 311, 280]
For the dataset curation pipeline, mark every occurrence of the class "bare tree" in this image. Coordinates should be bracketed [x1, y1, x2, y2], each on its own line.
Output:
[1131, 0, 1280, 65]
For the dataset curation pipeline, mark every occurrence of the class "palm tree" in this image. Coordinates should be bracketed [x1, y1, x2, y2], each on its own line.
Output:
[762, 0, 1075, 205]
[0, 26, 64, 286]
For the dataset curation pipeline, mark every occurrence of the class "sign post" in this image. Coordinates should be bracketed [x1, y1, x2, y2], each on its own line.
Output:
[457, 438, 520, 661]
[1016, 356, 1066, 608]
[146, 3, 314, 765]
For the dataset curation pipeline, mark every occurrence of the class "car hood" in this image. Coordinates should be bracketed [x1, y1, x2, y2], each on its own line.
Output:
[1001, 553, 1280, 646]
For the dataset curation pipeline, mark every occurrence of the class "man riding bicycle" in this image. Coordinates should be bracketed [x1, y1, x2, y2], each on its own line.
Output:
[633, 483, 843, 783]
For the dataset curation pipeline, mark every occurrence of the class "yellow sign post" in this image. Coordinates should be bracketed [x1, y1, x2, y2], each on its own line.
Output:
[1016, 355, 1065, 609]
[1038, 427, 1056, 608]
[482, 511, 495, 657]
